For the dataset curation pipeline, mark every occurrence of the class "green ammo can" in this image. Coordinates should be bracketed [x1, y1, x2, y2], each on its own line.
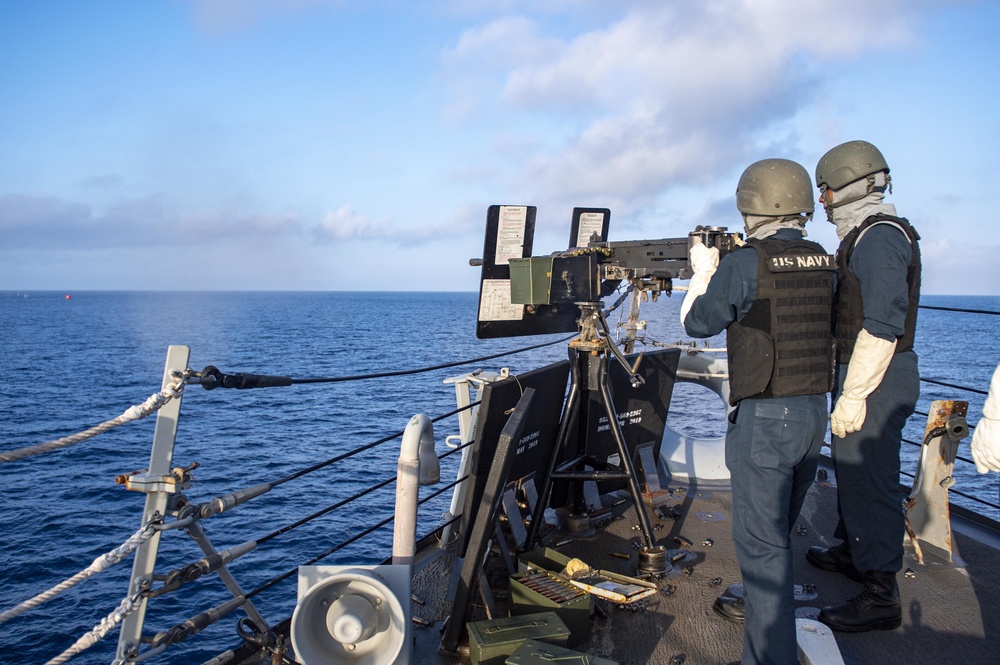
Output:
[509, 570, 592, 647]
[467, 611, 571, 665]
[506, 638, 619, 665]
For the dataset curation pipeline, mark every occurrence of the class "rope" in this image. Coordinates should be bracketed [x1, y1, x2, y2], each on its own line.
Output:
[0, 521, 157, 624]
[45, 592, 142, 665]
[0, 371, 188, 463]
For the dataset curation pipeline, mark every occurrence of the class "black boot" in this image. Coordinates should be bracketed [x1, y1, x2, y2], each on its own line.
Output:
[818, 570, 901, 633]
[712, 592, 745, 624]
[806, 541, 863, 582]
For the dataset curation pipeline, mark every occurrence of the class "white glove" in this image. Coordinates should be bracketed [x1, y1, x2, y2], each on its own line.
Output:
[830, 329, 896, 438]
[680, 243, 720, 326]
[971, 362, 1000, 473]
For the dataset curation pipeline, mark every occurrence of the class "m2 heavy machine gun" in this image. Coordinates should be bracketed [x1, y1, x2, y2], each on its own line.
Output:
[471, 205, 740, 578]
[475, 205, 740, 344]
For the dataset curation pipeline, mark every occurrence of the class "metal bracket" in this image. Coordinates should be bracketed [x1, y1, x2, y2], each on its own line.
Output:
[905, 400, 970, 565]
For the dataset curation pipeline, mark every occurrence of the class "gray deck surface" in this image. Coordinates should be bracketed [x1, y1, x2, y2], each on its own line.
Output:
[410, 470, 1000, 665]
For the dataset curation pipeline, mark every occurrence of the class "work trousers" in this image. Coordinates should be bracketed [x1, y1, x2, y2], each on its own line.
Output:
[831, 351, 919, 572]
[726, 394, 827, 665]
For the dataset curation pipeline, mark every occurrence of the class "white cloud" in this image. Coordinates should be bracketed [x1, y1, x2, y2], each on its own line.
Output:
[0, 193, 304, 250]
[920, 236, 1000, 296]
[442, 0, 938, 214]
[313, 203, 487, 247]
[315, 204, 388, 242]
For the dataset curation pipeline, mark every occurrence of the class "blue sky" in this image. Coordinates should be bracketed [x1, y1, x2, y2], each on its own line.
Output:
[2, 0, 998, 294]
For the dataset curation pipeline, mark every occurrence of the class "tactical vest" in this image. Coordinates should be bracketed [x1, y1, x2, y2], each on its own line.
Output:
[834, 214, 921, 364]
[727, 238, 836, 405]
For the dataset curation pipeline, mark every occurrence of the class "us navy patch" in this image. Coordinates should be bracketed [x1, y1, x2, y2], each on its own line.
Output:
[768, 254, 834, 272]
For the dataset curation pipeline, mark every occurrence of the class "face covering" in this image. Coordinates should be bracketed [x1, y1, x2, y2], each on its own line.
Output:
[825, 172, 896, 240]
[743, 213, 810, 240]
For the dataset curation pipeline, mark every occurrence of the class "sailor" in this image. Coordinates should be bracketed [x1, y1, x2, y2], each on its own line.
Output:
[971, 361, 1000, 473]
[808, 140, 921, 632]
[682, 158, 835, 664]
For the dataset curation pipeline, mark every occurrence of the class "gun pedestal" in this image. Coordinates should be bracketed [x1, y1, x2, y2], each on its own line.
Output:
[525, 303, 668, 575]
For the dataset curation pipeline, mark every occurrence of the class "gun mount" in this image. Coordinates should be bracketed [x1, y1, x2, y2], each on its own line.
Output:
[470, 205, 742, 575]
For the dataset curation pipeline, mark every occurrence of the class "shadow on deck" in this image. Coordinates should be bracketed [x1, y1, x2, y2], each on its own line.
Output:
[411, 469, 1000, 664]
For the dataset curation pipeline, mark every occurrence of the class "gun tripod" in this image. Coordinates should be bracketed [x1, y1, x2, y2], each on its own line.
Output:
[524, 302, 668, 574]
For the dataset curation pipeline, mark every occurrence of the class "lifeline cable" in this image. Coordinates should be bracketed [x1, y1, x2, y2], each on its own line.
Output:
[245, 473, 469, 601]
[1, 336, 564, 461]
[902, 436, 979, 470]
[197, 334, 574, 390]
[920, 377, 988, 396]
[290, 334, 573, 384]
[272, 400, 476, 487]
[2, 402, 477, 629]
[899, 468, 1000, 511]
[918, 304, 1000, 316]
[145, 425, 475, 601]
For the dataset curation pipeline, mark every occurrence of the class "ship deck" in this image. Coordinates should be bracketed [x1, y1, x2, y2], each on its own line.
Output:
[410, 464, 1000, 665]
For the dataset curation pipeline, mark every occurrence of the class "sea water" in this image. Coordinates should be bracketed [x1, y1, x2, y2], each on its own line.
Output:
[0, 290, 997, 664]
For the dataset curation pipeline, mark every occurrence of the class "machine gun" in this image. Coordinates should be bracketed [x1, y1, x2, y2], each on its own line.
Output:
[508, 227, 740, 307]
[474, 205, 741, 341]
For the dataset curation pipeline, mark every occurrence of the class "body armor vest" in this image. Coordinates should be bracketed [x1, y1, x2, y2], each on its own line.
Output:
[727, 238, 836, 405]
[834, 214, 921, 364]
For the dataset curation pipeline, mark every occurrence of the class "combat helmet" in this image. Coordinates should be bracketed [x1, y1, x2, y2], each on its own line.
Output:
[815, 140, 889, 191]
[735, 158, 814, 217]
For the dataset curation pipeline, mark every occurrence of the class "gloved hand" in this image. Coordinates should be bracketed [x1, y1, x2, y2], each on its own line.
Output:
[830, 329, 896, 438]
[971, 362, 1000, 473]
[690, 242, 720, 274]
[680, 243, 720, 326]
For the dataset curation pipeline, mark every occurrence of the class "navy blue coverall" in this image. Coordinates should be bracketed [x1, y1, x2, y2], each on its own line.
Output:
[832, 223, 919, 573]
[684, 228, 829, 665]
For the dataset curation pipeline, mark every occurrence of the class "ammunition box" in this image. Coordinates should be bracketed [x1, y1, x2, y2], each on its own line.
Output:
[510, 570, 591, 647]
[508, 257, 553, 305]
[517, 546, 574, 574]
[506, 638, 619, 665]
[467, 611, 571, 665]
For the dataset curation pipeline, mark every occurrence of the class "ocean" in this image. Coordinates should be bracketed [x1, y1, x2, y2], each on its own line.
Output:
[1, 290, 998, 664]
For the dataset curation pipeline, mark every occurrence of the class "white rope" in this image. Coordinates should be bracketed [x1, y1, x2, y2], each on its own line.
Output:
[0, 373, 186, 463]
[0, 522, 156, 624]
[45, 594, 141, 665]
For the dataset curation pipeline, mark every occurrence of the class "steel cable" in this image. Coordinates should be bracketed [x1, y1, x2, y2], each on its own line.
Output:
[290, 335, 573, 385]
